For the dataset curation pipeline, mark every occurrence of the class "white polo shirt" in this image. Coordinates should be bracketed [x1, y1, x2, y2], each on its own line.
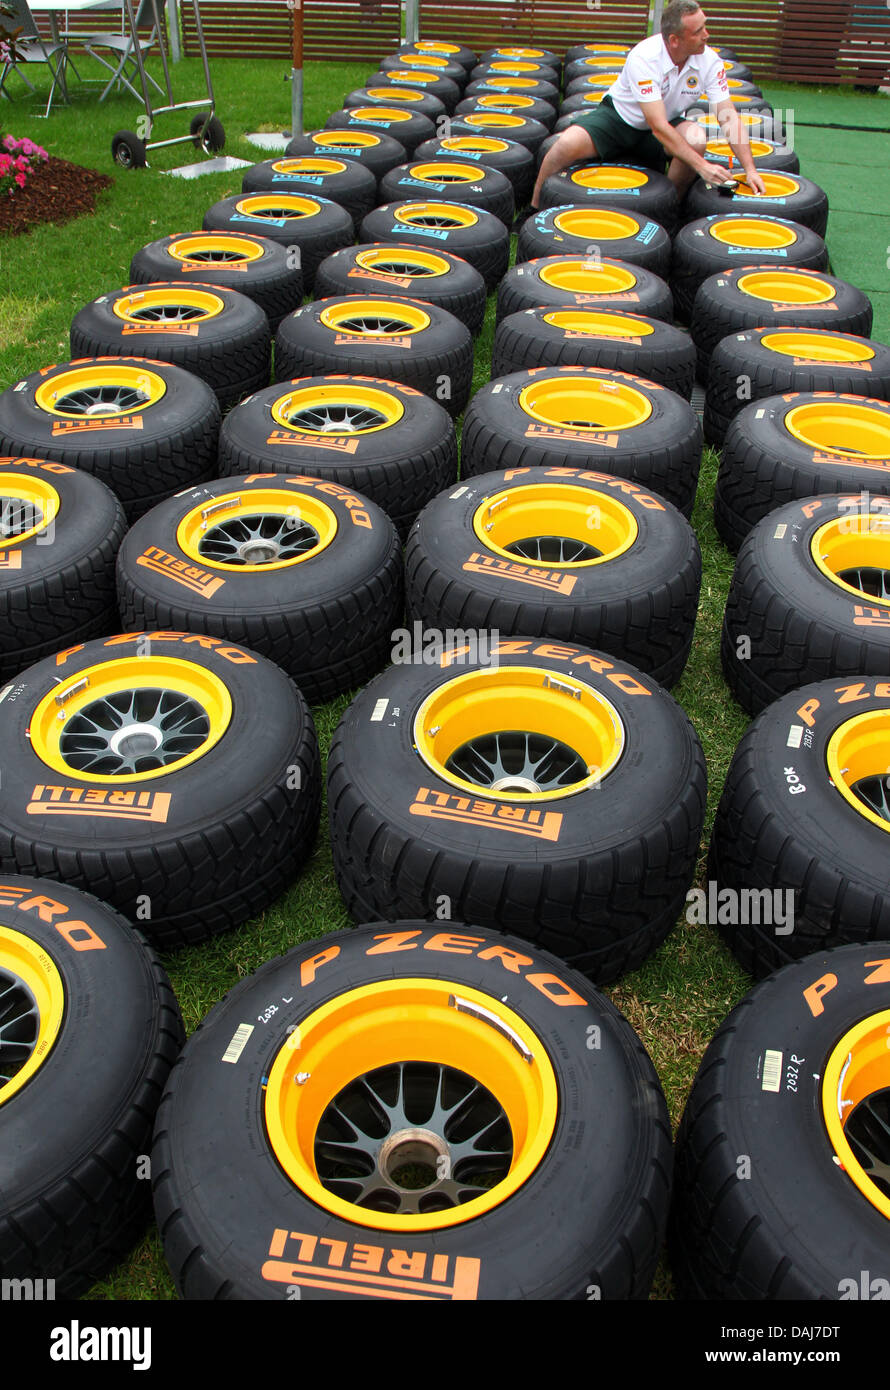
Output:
[608, 34, 728, 129]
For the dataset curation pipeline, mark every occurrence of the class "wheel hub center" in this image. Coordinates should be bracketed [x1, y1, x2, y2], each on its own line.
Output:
[238, 539, 280, 564]
[108, 724, 163, 758]
[490, 774, 541, 794]
[378, 1127, 450, 1191]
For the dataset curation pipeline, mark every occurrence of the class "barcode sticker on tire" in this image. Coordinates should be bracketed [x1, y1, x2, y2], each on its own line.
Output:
[762, 1048, 782, 1092]
[786, 724, 804, 748]
[773, 523, 787, 539]
[222, 1023, 254, 1064]
[370, 698, 389, 722]
[449, 486, 468, 498]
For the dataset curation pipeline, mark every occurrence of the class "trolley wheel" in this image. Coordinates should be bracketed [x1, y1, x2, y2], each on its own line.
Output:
[190, 114, 226, 154]
[111, 130, 147, 169]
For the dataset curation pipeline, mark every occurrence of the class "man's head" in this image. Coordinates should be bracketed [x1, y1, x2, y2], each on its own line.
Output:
[661, 1, 710, 59]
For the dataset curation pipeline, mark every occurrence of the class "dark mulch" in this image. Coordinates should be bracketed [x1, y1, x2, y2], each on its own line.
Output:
[0, 155, 113, 237]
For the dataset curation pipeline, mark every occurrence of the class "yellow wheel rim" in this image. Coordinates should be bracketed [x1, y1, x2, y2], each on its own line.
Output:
[553, 208, 641, 240]
[569, 166, 648, 191]
[440, 136, 510, 154]
[396, 53, 450, 68]
[473, 482, 638, 566]
[708, 217, 797, 248]
[318, 298, 431, 334]
[0, 927, 65, 1108]
[575, 45, 628, 55]
[264, 978, 558, 1232]
[476, 76, 539, 89]
[394, 202, 479, 228]
[785, 401, 890, 457]
[827, 710, 890, 832]
[730, 172, 801, 198]
[491, 47, 549, 60]
[518, 375, 652, 431]
[811, 513, 890, 606]
[461, 113, 525, 130]
[235, 194, 322, 220]
[822, 1011, 890, 1220]
[487, 61, 544, 74]
[270, 382, 404, 433]
[706, 138, 774, 160]
[353, 246, 451, 278]
[313, 131, 380, 148]
[542, 309, 654, 339]
[34, 364, 166, 417]
[30, 656, 232, 784]
[408, 161, 481, 184]
[111, 286, 225, 325]
[760, 331, 873, 363]
[269, 158, 347, 177]
[695, 112, 765, 132]
[176, 487, 338, 572]
[475, 94, 534, 110]
[577, 75, 620, 89]
[737, 270, 835, 304]
[0, 473, 60, 548]
[413, 665, 625, 800]
[350, 107, 413, 123]
[366, 86, 427, 103]
[416, 41, 460, 54]
[167, 233, 266, 264]
[538, 259, 638, 293]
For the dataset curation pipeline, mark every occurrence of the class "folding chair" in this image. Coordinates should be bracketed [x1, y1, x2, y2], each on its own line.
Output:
[81, 0, 163, 102]
[0, 0, 69, 116]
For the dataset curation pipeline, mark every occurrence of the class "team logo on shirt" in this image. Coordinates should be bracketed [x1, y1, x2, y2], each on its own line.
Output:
[638, 82, 654, 95]
[686, 74, 698, 88]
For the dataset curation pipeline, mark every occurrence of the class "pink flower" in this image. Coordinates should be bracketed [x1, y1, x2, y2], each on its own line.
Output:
[14, 171, 25, 187]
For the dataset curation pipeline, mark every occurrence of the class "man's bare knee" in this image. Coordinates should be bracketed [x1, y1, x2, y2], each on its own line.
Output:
[678, 120, 706, 152]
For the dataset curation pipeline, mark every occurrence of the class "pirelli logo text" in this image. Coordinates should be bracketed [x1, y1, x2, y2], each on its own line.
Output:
[564, 330, 643, 344]
[462, 551, 578, 595]
[410, 785, 563, 841]
[262, 1230, 481, 1300]
[27, 784, 172, 823]
[265, 430, 359, 454]
[334, 334, 412, 350]
[51, 416, 144, 436]
[347, 269, 413, 289]
[811, 451, 890, 471]
[136, 546, 225, 598]
[770, 300, 836, 312]
[573, 291, 639, 303]
[525, 423, 620, 447]
[121, 322, 201, 337]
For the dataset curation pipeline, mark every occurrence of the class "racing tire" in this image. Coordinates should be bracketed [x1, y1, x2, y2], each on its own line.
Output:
[721, 491, 890, 712]
[365, 70, 461, 114]
[217, 375, 457, 540]
[325, 107, 437, 160]
[0, 357, 220, 523]
[461, 366, 703, 516]
[704, 328, 890, 445]
[274, 296, 473, 418]
[328, 643, 706, 982]
[0, 633, 321, 949]
[200, 197, 353, 298]
[378, 159, 515, 229]
[0, 456, 125, 683]
[405, 465, 701, 686]
[455, 94, 557, 132]
[681, 170, 829, 237]
[496, 255, 674, 324]
[359, 200, 509, 291]
[0, 876, 183, 1298]
[313, 242, 487, 336]
[517, 205, 672, 280]
[152, 922, 673, 1300]
[129, 231, 304, 332]
[691, 267, 874, 387]
[239, 157, 377, 228]
[713, 392, 890, 552]
[444, 113, 550, 158]
[492, 307, 696, 398]
[414, 134, 535, 206]
[284, 129, 409, 185]
[539, 163, 680, 233]
[701, 134, 799, 174]
[709, 678, 890, 975]
[670, 213, 829, 323]
[344, 85, 446, 124]
[670, 945, 890, 1298]
[117, 474, 403, 703]
[69, 282, 271, 412]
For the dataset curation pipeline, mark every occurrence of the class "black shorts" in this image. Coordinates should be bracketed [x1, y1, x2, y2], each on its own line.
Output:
[570, 94, 686, 172]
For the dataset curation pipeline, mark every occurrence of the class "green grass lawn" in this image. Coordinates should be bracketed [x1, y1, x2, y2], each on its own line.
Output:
[0, 51, 879, 1301]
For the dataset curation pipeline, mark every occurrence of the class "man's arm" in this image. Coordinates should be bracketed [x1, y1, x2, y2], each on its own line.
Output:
[640, 96, 737, 183]
[711, 98, 767, 194]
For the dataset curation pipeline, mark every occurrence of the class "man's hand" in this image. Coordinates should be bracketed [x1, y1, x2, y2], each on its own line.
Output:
[741, 168, 767, 195]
